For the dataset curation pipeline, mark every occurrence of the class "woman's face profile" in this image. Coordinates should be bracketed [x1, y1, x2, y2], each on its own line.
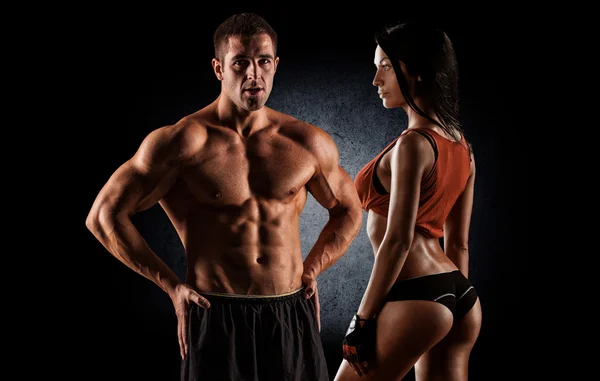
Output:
[372, 45, 403, 109]
[372, 45, 420, 109]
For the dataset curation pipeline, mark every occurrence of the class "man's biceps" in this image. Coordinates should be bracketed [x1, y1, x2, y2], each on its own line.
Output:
[309, 186, 339, 210]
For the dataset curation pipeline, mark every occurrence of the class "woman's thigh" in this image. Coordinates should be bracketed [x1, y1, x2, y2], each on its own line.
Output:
[334, 300, 454, 381]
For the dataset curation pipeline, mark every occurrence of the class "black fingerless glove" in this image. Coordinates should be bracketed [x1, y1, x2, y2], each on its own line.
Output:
[342, 314, 376, 363]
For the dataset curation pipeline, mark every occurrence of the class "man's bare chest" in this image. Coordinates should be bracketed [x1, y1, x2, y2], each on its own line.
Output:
[178, 137, 316, 203]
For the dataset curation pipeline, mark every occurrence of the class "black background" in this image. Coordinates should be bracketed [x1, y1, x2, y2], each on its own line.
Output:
[64, 3, 528, 380]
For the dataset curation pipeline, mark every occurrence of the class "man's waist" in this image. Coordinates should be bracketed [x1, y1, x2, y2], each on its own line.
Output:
[200, 287, 304, 299]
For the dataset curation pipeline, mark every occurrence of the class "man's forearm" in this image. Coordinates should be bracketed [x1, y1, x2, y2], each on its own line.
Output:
[88, 214, 181, 296]
[303, 206, 362, 279]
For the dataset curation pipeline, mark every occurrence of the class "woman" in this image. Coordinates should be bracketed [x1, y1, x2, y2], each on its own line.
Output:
[334, 20, 482, 381]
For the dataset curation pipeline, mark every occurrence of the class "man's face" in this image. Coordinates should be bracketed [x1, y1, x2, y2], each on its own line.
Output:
[213, 33, 279, 112]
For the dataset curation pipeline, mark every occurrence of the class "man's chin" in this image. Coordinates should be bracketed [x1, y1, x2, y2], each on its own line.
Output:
[245, 100, 266, 112]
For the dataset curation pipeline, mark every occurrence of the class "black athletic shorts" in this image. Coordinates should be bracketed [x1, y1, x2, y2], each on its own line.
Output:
[181, 288, 329, 381]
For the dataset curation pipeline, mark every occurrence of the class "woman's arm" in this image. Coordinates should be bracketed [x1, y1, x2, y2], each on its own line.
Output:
[356, 131, 435, 319]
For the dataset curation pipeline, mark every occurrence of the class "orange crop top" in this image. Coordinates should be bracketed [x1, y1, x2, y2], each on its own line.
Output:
[353, 128, 471, 238]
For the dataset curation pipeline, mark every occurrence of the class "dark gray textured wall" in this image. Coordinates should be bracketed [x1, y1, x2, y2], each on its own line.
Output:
[267, 60, 404, 344]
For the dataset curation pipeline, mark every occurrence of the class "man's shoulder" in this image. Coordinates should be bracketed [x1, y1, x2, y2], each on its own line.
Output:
[269, 109, 333, 147]
[140, 113, 209, 161]
[153, 110, 210, 140]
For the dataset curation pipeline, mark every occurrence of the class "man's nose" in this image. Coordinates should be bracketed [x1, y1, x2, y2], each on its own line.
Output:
[247, 62, 261, 80]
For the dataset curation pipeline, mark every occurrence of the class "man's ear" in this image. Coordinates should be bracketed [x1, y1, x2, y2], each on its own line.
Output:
[274, 56, 280, 72]
[212, 58, 223, 81]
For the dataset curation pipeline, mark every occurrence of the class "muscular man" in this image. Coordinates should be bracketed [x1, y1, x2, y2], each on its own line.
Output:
[85, 12, 362, 381]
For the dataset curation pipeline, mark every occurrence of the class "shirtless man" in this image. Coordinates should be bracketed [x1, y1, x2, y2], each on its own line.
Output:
[85, 12, 362, 381]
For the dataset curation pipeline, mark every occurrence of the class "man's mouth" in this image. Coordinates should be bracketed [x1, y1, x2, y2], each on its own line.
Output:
[244, 88, 263, 96]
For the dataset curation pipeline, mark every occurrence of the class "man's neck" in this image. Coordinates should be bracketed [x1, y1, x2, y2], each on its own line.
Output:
[214, 95, 270, 137]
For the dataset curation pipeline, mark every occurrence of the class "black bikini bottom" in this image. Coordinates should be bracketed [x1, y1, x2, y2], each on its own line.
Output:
[385, 270, 478, 319]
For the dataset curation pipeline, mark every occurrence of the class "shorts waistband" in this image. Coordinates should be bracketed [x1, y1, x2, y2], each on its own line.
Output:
[199, 287, 304, 303]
